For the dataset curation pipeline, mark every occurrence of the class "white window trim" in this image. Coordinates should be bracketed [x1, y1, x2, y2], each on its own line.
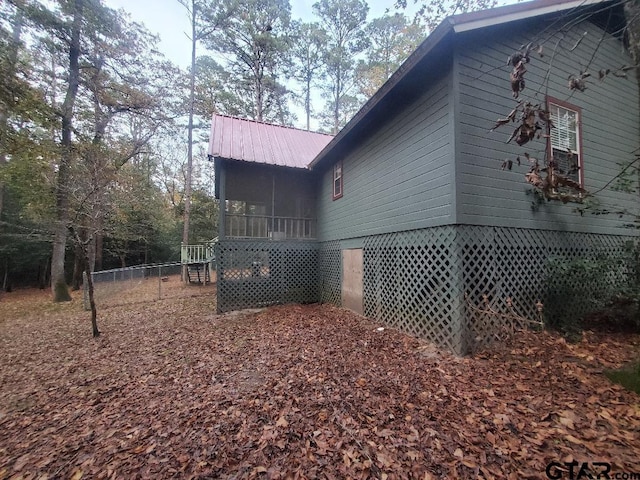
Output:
[548, 98, 583, 188]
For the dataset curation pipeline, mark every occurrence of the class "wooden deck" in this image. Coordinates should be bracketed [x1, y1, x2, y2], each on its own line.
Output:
[181, 241, 216, 265]
[181, 241, 217, 285]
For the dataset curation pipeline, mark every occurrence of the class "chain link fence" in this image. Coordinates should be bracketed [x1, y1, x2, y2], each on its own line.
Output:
[87, 262, 216, 309]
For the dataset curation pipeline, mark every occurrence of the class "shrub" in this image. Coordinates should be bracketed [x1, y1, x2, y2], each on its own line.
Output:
[606, 362, 640, 395]
[544, 243, 640, 337]
[544, 256, 609, 338]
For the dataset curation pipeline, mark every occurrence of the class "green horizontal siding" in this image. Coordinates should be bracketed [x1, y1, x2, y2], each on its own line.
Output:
[317, 69, 454, 242]
[455, 19, 640, 235]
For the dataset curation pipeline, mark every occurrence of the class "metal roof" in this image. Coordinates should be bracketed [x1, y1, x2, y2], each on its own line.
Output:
[208, 114, 333, 169]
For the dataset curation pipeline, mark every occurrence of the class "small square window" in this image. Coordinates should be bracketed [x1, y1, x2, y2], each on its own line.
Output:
[333, 161, 343, 200]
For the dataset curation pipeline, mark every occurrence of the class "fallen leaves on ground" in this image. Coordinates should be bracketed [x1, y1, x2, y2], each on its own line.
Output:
[0, 289, 639, 479]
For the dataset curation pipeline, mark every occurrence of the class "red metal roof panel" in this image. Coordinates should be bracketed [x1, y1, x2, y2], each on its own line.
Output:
[208, 114, 333, 169]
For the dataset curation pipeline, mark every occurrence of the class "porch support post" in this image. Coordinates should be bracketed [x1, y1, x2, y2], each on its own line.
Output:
[219, 161, 226, 239]
[271, 173, 275, 238]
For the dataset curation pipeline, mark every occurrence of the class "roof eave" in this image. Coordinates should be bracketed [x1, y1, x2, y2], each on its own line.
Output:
[308, 0, 612, 171]
[451, 0, 605, 33]
[308, 18, 455, 170]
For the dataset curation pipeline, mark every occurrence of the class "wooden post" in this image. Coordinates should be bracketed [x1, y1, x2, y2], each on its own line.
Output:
[181, 242, 186, 283]
[219, 162, 226, 239]
[83, 271, 90, 311]
[271, 173, 275, 238]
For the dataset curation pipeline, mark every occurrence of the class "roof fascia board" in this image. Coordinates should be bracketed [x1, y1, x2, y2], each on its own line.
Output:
[221, 156, 312, 173]
[452, 0, 604, 32]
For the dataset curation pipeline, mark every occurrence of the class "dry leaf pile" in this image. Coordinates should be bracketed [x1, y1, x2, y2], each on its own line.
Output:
[0, 289, 639, 479]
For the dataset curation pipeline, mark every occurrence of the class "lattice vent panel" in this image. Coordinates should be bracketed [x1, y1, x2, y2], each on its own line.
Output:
[362, 225, 636, 355]
[217, 228, 635, 353]
[216, 240, 319, 313]
[458, 226, 636, 332]
[318, 241, 342, 305]
[363, 226, 466, 354]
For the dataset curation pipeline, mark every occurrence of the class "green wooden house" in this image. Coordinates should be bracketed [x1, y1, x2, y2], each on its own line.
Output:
[210, 0, 639, 354]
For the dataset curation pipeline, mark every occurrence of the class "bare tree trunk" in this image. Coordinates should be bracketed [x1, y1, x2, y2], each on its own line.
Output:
[52, 222, 71, 300]
[39, 257, 50, 289]
[306, 77, 311, 131]
[88, 234, 96, 272]
[95, 231, 103, 271]
[333, 69, 341, 134]
[86, 107, 109, 275]
[256, 81, 263, 122]
[85, 264, 99, 337]
[72, 227, 100, 337]
[0, 9, 24, 220]
[182, 0, 197, 282]
[90, 179, 102, 272]
[51, 0, 83, 302]
[71, 242, 84, 290]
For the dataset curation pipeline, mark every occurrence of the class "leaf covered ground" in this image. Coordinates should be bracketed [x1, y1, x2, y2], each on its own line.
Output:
[0, 286, 639, 479]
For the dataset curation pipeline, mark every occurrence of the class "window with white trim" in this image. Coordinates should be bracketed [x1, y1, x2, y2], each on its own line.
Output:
[549, 100, 582, 187]
[333, 160, 343, 199]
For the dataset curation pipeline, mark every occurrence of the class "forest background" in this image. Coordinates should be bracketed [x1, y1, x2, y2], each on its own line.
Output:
[0, 0, 497, 299]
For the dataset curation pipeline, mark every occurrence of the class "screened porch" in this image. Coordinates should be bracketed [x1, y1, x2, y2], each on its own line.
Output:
[225, 212, 316, 239]
[218, 160, 317, 241]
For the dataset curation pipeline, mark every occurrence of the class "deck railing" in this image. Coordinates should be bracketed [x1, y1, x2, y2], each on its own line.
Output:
[225, 214, 316, 240]
[181, 239, 217, 264]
